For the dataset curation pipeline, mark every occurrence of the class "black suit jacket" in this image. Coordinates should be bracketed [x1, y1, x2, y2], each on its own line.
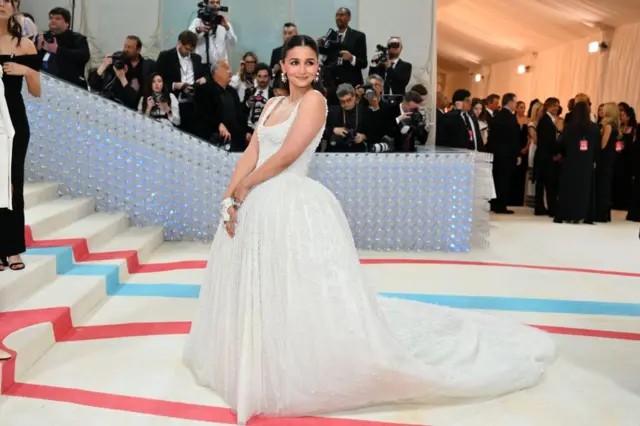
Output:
[487, 107, 521, 160]
[196, 80, 248, 151]
[368, 59, 412, 96]
[330, 27, 367, 87]
[270, 46, 283, 70]
[155, 48, 205, 98]
[440, 109, 484, 151]
[38, 29, 90, 89]
[535, 113, 559, 165]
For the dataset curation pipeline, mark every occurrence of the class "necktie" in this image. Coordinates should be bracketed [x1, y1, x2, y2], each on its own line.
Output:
[462, 113, 476, 149]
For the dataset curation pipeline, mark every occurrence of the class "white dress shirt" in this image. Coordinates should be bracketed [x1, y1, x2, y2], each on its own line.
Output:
[174, 48, 195, 93]
[337, 30, 357, 67]
[189, 18, 237, 66]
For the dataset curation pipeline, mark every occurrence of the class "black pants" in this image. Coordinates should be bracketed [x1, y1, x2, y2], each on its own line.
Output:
[0, 128, 29, 257]
[178, 102, 198, 137]
[534, 162, 559, 215]
[491, 156, 517, 212]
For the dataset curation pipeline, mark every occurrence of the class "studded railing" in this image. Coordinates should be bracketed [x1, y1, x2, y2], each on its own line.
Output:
[24, 74, 491, 252]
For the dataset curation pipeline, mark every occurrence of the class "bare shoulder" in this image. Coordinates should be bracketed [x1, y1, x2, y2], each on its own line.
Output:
[299, 90, 327, 115]
[18, 37, 37, 55]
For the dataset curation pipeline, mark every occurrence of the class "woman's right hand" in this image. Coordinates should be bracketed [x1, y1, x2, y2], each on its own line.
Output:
[225, 206, 238, 238]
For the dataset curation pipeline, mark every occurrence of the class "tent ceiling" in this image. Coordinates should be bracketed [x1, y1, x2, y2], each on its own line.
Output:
[437, 0, 640, 70]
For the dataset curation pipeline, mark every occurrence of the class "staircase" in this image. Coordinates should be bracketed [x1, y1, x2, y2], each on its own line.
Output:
[0, 182, 166, 394]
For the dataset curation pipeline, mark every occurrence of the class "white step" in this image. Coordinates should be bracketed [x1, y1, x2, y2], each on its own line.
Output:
[84, 226, 165, 281]
[23, 182, 59, 209]
[25, 198, 95, 240]
[0, 255, 57, 312]
[2, 274, 107, 383]
[41, 212, 130, 254]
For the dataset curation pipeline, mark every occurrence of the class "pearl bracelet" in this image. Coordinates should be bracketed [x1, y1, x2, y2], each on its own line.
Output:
[220, 197, 239, 222]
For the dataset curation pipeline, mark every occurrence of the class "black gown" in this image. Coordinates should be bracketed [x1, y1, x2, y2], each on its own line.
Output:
[611, 131, 634, 210]
[554, 122, 600, 223]
[627, 128, 640, 222]
[594, 124, 618, 223]
[0, 54, 42, 258]
[508, 122, 529, 206]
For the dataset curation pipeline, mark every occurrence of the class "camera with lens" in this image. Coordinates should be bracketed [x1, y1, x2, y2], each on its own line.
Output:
[369, 135, 395, 153]
[371, 44, 388, 66]
[399, 107, 426, 133]
[43, 30, 56, 44]
[319, 29, 343, 66]
[197, 1, 228, 28]
[359, 82, 376, 101]
[111, 51, 131, 70]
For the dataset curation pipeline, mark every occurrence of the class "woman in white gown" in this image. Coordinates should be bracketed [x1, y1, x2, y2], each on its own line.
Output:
[184, 35, 556, 425]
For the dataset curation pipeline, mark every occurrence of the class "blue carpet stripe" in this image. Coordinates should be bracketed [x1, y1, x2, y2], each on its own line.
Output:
[24, 246, 640, 317]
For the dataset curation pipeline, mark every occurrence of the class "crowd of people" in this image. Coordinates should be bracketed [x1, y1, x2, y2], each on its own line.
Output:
[436, 90, 640, 224]
[25, 2, 432, 154]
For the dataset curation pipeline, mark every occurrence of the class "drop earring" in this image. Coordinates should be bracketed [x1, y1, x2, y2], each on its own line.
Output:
[314, 71, 320, 83]
[281, 73, 288, 83]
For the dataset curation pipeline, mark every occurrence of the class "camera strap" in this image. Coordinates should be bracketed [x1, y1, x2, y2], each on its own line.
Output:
[342, 104, 358, 130]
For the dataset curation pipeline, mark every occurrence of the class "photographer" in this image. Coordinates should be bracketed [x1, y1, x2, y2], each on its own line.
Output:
[324, 83, 374, 153]
[138, 73, 180, 127]
[244, 63, 273, 139]
[189, 0, 237, 68]
[36, 7, 90, 89]
[369, 37, 412, 101]
[318, 8, 367, 91]
[356, 74, 394, 143]
[269, 23, 297, 73]
[88, 36, 155, 110]
[156, 31, 207, 136]
[391, 90, 428, 152]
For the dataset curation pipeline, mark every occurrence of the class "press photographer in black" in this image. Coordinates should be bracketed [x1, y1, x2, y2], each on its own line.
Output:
[368, 37, 412, 100]
[324, 83, 374, 153]
[156, 31, 207, 136]
[318, 7, 367, 92]
[244, 63, 273, 141]
[391, 90, 428, 152]
[88, 36, 155, 110]
[356, 74, 394, 143]
[36, 7, 89, 89]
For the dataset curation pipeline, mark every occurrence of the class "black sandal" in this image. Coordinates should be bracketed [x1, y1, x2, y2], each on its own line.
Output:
[9, 261, 25, 271]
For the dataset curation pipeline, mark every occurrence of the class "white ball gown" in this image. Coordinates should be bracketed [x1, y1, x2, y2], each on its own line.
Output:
[184, 94, 556, 425]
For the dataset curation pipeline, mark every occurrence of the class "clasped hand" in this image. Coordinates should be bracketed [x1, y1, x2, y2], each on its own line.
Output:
[225, 181, 250, 238]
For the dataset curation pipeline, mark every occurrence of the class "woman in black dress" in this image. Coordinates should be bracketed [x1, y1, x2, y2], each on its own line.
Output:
[594, 102, 619, 223]
[612, 103, 635, 210]
[0, 0, 41, 272]
[554, 101, 600, 224]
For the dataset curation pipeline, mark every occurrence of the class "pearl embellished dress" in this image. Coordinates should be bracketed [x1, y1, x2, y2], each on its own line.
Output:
[184, 95, 556, 425]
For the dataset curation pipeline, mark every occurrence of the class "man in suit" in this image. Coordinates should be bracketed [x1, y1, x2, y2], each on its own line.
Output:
[534, 97, 561, 215]
[156, 31, 207, 136]
[270, 23, 298, 73]
[487, 93, 522, 214]
[434, 91, 449, 146]
[439, 89, 483, 151]
[485, 94, 500, 120]
[36, 7, 90, 89]
[196, 60, 248, 152]
[368, 37, 412, 102]
[322, 7, 367, 90]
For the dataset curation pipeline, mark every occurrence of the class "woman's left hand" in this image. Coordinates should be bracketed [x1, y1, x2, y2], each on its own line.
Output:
[3, 62, 30, 76]
[233, 180, 250, 205]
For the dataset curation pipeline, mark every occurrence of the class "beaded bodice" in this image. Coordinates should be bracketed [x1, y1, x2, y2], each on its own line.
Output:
[256, 95, 327, 177]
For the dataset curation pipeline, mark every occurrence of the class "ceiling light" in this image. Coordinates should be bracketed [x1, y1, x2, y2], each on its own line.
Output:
[517, 65, 526, 74]
[474, 74, 482, 82]
[588, 41, 600, 53]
